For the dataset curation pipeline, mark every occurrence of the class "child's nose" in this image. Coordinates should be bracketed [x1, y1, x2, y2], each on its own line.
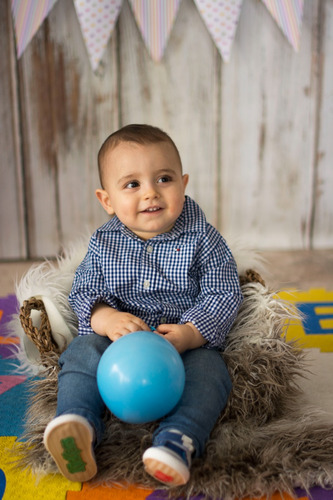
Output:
[143, 182, 159, 199]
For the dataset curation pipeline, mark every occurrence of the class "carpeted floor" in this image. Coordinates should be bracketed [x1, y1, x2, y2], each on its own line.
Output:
[0, 286, 333, 499]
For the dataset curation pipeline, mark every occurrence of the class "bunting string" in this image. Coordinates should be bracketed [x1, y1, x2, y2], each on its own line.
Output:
[11, 0, 305, 71]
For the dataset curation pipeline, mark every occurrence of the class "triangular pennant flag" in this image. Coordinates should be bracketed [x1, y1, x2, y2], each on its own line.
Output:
[128, 0, 182, 62]
[261, 0, 304, 51]
[194, 0, 243, 62]
[11, 0, 59, 58]
[0, 375, 26, 396]
[74, 0, 123, 71]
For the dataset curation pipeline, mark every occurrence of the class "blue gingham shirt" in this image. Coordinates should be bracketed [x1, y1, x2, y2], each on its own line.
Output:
[68, 196, 243, 349]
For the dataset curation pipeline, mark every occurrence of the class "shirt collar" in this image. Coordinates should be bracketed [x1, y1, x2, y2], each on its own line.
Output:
[99, 196, 206, 241]
[164, 196, 207, 239]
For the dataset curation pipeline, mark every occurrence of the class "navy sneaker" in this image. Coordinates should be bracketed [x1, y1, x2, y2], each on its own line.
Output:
[142, 429, 194, 486]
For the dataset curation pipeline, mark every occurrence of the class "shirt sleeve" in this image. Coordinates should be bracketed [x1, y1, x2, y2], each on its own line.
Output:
[68, 233, 119, 335]
[179, 227, 243, 349]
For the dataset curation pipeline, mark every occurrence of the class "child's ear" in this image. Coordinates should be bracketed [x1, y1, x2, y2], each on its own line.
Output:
[182, 174, 189, 191]
[95, 189, 115, 215]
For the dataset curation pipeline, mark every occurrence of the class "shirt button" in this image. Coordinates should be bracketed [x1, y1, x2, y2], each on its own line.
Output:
[147, 245, 153, 254]
[143, 280, 150, 289]
[160, 317, 167, 324]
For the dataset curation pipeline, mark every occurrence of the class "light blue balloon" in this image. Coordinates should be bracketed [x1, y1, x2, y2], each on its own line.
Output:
[97, 331, 185, 424]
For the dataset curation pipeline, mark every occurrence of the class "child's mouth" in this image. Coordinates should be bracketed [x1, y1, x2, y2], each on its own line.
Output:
[143, 207, 162, 213]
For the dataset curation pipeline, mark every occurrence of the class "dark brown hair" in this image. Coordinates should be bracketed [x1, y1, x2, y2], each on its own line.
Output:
[98, 124, 182, 188]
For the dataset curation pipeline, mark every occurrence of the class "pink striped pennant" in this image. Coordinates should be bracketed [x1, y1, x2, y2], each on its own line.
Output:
[261, 0, 304, 51]
[128, 0, 182, 62]
[11, 0, 59, 58]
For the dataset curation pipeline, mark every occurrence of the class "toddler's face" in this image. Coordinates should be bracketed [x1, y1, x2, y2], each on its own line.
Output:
[96, 141, 189, 240]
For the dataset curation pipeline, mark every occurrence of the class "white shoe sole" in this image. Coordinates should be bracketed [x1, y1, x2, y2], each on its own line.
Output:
[142, 446, 190, 486]
[43, 414, 97, 482]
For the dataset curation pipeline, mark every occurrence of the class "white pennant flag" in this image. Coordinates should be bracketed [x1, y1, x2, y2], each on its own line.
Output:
[74, 0, 123, 71]
[194, 0, 243, 62]
[261, 0, 304, 51]
[129, 0, 182, 62]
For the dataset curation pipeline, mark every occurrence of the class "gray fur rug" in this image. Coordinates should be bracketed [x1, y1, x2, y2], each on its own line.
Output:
[14, 281, 333, 499]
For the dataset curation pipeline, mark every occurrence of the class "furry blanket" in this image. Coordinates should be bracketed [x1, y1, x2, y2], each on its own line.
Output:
[10, 242, 333, 499]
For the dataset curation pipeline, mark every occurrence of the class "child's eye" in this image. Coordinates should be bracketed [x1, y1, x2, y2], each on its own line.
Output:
[157, 176, 171, 183]
[125, 181, 139, 189]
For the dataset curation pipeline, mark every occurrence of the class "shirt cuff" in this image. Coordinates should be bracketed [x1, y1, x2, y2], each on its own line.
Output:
[179, 299, 241, 349]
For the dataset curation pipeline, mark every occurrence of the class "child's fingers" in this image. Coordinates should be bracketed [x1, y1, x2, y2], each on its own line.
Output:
[156, 324, 172, 334]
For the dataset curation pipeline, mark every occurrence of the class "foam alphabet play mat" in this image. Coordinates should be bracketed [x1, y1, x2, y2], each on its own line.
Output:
[1, 292, 332, 499]
[280, 289, 333, 352]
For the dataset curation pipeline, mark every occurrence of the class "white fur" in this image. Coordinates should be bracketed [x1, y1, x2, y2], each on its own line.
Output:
[10, 238, 88, 374]
[9, 236, 266, 375]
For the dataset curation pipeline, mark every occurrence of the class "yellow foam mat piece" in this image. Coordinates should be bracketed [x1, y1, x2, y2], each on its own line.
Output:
[0, 436, 81, 500]
[279, 289, 333, 353]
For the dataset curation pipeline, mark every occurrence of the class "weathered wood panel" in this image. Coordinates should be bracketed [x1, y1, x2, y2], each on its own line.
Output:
[312, 0, 333, 248]
[17, 0, 118, 258]
[0, 0, 26, 259]
[119, 0, 220, 225]
[0, 0, 332, 259]
[219, 0, 319, 249]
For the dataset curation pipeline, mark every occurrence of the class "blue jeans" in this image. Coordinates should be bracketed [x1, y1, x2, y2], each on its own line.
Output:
[56, 334, 232, 457]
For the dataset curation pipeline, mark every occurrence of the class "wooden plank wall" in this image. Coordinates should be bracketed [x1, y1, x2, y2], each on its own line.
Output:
[1, 0, 332, 260]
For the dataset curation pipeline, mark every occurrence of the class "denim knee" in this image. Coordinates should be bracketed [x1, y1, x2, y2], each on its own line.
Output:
[59, 334, 111, 374]
[154, 347, 232, 456]
[56, 334, 111, 444]
[182, 347, 232, 397]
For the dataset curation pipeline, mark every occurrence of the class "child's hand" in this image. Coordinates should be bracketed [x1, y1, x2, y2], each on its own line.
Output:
[156, 323, 207, 353]
[91, 304, 150, 341]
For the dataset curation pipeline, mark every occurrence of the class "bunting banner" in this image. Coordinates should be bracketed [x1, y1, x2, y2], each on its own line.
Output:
[194, 0, 243, 62]
[11, 0, 58, 58]
[261, 0, 304, 51]
[11, 0, 305, 69]
[128, 0, 182, 62]
[73, 0, 123, 71]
